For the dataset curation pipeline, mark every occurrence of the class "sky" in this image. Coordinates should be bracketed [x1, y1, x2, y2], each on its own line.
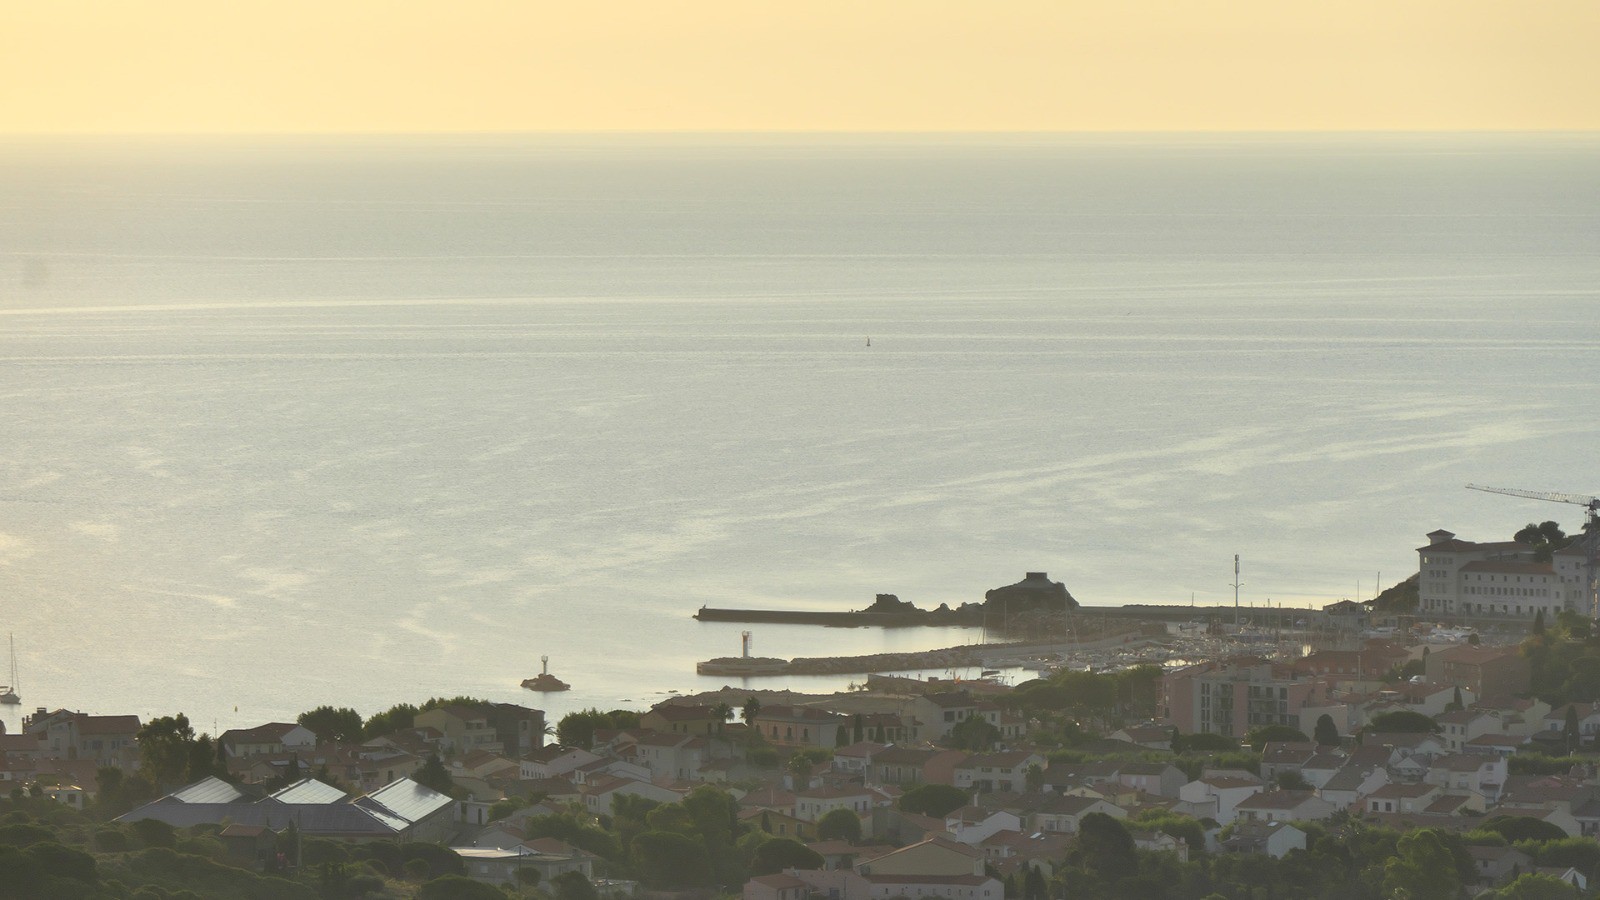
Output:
[2, 0, 1597, 134]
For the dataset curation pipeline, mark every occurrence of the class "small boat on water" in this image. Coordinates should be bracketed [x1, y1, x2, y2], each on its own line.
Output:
[522, 656, 570, 692]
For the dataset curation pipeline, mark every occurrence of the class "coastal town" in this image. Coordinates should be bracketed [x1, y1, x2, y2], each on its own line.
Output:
[4, 525, 1600, 900]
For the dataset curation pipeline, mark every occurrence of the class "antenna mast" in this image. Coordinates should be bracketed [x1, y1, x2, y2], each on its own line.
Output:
[1231, 555, 1243, 629]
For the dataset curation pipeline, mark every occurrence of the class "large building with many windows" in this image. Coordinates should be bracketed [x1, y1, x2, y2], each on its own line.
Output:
[1162, 657, 1324, 739]
[1417, 530, 1587, 622]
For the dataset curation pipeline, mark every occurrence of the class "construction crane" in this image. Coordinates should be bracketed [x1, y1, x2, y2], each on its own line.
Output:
[1466, 483, 1600, 618]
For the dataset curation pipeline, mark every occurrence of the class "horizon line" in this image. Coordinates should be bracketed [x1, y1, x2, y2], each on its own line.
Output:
[3, 127, 1598, 139]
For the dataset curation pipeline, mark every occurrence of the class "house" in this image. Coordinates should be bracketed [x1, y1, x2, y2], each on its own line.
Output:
[742, 807, 813, 841]
[1424, 754, 1506, 802]
[1234, 790, 1337, 823]
[580, 775, 682, 816]
[943, 807, 1022, 845]
[415, 706, 503, 755]
[1318, 765, 1388, 810]
[751, 706, 847, 748]
[1535, 868, 1587, 891]
[1113, 762, 1186, 798]
[1163, 657, 1324, 739]
[806, 840, 894, 872]
[640, 703, 726, 736]
[450, 750, 520, 780]
[624, 732, 709, 781]
[833, 742, 889, 776]
[1420, 793, 1486, 817]
[911, 693, 983, 742]
[1464, 734, 1525, 758]
[1293, 645, 1410, 683]
[33, 713, 142, 765]
[953, 751, 1044, 793]
[520, 744, 601, 780]
[1425, 645, 1531, 699]
[1436, 709, 1501, 753]
[1222, 821, 1305, 859]
[117, 775, 456, 843]
[1107, 725, 1174, 751]
[1363, 782, 1441, 815]
[976, 829, 1073, 873]
[869, 747, 965, 787]
[794, 785, 874, 823]
[1178, 774, 1265, 825]
[1539, 703, 1600, 748]
[744, 873, 811, 900]
[1033, 795, 1125, 834]
[219, 723, 318, 760]
[1467, 846, 1533, 886]
[855, 836, 987, 877]
[485, 704, 547, 757]
[1259, 742, 1320, 783]
[1415, 530, 1559, 621]
[1129, 829, 1190, 862]
[848, 713, 914, 745]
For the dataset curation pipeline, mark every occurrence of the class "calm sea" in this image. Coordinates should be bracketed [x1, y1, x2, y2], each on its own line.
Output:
[1, 133, 1597, 734]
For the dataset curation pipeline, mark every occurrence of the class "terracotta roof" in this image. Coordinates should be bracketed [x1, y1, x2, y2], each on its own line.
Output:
[646, 704, 718, 722]
[76, 715, 143, 736]
[1237, 790, 1318, 810]
[1368, 783, 1438, 799]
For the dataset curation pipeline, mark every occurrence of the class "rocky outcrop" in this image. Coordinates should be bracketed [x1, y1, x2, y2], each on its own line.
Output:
[984, 571, 1078, 612]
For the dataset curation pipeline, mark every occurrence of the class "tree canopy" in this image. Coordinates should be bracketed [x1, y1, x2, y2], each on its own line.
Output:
[898, 784, 971, 818]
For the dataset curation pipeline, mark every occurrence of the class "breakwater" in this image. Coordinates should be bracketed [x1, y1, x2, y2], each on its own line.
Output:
[693, 606, 981, 627]
[699, 626, 1164, 677]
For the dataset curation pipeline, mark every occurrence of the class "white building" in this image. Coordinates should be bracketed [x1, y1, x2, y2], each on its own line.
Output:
[1417, 530, 1580, 621]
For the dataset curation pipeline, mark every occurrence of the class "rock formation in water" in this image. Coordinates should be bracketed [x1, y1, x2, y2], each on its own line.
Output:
[983, 571, 1078, 612]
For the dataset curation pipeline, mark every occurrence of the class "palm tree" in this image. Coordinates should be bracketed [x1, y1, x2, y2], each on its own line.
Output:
[710, 702, 734, 733]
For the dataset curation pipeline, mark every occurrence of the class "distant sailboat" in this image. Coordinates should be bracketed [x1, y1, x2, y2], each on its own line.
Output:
[0, 634, 19, 705]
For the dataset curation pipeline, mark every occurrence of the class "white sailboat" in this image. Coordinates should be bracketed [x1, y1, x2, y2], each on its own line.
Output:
[0, 634, 18, 705]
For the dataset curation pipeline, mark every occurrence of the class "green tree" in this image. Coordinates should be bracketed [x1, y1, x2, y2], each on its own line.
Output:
[1516, 522, 1569, 563]
[552, 871, 599, 900]
[416, 875, 505, 900]
[815, 808, 862, 843]
[899, 784, 971, 818]
[742, 696, 763, 725]
[414, 753, 455, 796]
[1073, 812, 1136, 878]
[1564, 704, 1580, 753]
[298, 706, 364, 743]
[137, 714, 220, 790]
[1480, 815, 1569, 844]
[1024, 763, 1045, 793]
[1275, 769, 1311, 791]
[710, 702, 734, 733]
[1245, 724, 1309, 750]
[1486, 873, 1578, 900]
[1383, 828, 1468, 900]
[1171, 731, 1238, 753]
[362, 702, 419, 739]
[631, 830, 712, 887]
[1313, 714, 1340, 746]
[948, 713, 1000, 751]
[749, 837, 823, 876]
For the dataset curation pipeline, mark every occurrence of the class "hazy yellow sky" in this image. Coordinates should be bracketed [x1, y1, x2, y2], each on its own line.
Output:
[3, 0, 1596, 133]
